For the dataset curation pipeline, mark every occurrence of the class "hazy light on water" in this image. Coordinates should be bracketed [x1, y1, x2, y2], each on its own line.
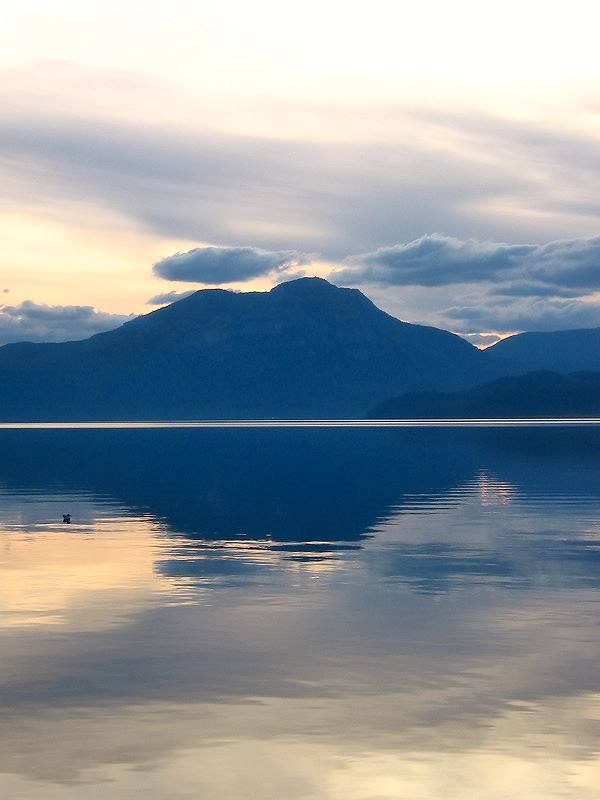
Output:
[0, 428, 599, 798]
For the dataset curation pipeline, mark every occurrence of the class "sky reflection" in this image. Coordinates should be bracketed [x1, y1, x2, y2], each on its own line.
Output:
[0, 429, 599, 798]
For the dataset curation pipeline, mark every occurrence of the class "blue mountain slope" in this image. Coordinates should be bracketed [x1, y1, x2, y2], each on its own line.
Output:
[485, 327, 600, 373]
[0, 278, 490, 420]
[369, 371, 600, 419]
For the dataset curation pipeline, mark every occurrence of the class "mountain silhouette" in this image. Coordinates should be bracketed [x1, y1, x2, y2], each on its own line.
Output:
[369, 371, 600, 418]
[0, 277, 490, 420]
[0, 426, 480, 542]
[485, 327, 600, 373]
[1, 425, 599, 589]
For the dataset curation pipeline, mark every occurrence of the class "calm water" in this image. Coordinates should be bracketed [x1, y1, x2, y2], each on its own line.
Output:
[1, 425, 599, 799]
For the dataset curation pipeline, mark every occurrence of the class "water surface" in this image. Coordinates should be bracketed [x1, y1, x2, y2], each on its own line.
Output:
[1, 426, 599, 799]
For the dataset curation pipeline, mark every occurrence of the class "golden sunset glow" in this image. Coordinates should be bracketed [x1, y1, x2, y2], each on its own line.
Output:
[0, 514, 173, 630]
[1, 1, 600, 341]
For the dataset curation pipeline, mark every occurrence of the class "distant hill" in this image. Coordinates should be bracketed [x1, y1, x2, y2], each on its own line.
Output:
[0, 277, 491, 420]
[485, 327, 600, 373]
[369, 371, 600, 419]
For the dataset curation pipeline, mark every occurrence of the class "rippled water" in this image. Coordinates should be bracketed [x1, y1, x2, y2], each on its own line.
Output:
[1, 426, 599, 799]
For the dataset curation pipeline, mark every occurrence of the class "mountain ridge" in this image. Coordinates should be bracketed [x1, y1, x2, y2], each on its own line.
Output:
[0, 277, 490, 420]
[369, 371, 600, 419]
[3, 277, 600, 421]
[485, 326, 600, 373]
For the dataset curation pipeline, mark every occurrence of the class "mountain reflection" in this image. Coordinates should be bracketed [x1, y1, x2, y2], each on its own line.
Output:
[0, 427, 480, 540]
[1, 426, 599, 561]
[1, 427, 600, 798]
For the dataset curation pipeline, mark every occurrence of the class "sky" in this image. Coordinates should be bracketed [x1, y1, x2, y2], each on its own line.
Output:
[2, 0, 600, 346]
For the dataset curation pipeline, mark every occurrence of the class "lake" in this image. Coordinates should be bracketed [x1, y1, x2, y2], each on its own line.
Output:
[1, 424, 599, 799]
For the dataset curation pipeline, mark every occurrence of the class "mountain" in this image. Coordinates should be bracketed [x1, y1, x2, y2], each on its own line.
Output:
[0, 426, 480, 542]
[369, 371, 600, 419]
[0, 277, 491, 420]
[485, 327, 600, 373]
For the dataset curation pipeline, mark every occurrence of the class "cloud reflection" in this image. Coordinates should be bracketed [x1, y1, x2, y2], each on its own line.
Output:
[0, 428, 600, 797]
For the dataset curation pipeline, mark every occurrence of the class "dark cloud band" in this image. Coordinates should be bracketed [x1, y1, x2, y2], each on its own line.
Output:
[0, 301, 132, 346]
[146, 290, 197, 306]
[153, 246, 313, 284]
[336, 234, 600, 293]
[437, 295, 600, 341]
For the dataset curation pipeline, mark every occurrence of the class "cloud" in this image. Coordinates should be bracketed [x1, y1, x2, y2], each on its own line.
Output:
[0, 301, 133, 346]
[336, 234, 600, 294]
[4, 66, 600, 257]
[3, 63, 600, 340]
[525, 236, 600, 289]
[338, 235, 534, 286]
[440, 295, 600, 338]
[146, 290, 197, 305]
[486, 282, 583, 299]
[153, 246, 312, 284]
